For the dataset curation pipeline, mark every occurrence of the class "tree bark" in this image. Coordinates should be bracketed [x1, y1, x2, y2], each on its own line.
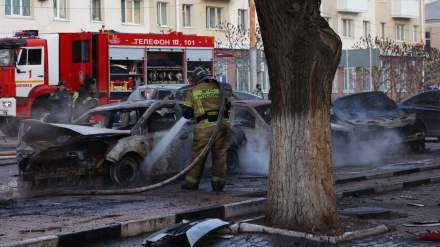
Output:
[255, 0, 342, 230]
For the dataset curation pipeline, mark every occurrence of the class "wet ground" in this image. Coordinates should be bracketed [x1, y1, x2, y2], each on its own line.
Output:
[2, 133, 440, 246]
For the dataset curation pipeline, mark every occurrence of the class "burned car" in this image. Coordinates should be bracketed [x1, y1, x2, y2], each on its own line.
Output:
[331, 91, 427, 153]
[227, 100, 353, 174]
[17, 100, 194, 189]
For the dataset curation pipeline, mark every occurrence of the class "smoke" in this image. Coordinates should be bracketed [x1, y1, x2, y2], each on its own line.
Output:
[236, 126, 409, 173]
[237, 132, 270, 175]
[140, 118, 188, 179]
[332, 129, 407, 166]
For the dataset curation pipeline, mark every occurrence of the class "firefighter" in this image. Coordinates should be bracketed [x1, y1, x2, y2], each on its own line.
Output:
[71, 74, 99, 121]
[181, 66, 231, 191]
[48, 80, 71, 124]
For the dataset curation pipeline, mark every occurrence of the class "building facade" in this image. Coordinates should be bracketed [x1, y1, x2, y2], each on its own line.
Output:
[322, 0, 425, 101]
[0, 1, 429, 100]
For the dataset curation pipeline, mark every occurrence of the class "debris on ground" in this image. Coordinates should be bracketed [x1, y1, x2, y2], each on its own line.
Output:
[407, 230, 440, 241]
[142, 218, 230, 247]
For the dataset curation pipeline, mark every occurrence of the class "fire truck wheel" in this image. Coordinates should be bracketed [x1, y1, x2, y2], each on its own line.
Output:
[110, 155, 141, 187]
[31, 97, 52, 122]
[31, 107, 51, 123]
[0, 117, 19, 137]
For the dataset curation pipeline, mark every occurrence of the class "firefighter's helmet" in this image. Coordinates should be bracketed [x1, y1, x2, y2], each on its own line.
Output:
[190, 66, 215, 84]
[58, 80, 66, 86]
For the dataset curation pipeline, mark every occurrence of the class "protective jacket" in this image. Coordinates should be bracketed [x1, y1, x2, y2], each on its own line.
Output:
[181, 80, 231, 191]
[182, 81, 231, 128]
[72, 84, 99, 120]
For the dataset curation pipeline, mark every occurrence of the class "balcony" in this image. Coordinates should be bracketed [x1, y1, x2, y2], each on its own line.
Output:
[337, 0, 368, 13]
[392, 0, 419, 19]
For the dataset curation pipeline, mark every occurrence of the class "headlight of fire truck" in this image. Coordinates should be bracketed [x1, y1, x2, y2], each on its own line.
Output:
[0, 98, 17, 116]
[2, 101, 12, 108]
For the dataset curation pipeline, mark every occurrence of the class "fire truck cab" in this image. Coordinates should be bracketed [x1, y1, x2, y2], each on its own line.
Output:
[0, 30, 215, 136]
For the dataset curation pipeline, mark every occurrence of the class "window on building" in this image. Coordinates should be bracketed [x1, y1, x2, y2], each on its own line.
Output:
[91, 0, 101, 21]
[363, 21, 370, 38]
[426, 31, 431, 47]
[343, 67, 355, 93]
[235, 59, 250, 91]
[5, 0, 30, 16]
[332, 72, 338, 93]
[381, 22, 386, 39]
[394, 63, 406, 93]
[53, 0, 67, 19]
[157, 2, 167, 26]
[413, 26, 418, 43]
[215, 61, 227, 83]
[361, 67, 371, 91]
[342, 19, 352, 38]
[258, 59, 269, 92]
[182, 4, 192, 27]
[238, 9, 247, 29]
[121, 0, 141, 24]
[396, 24, 404, 41]
[207, 7, 222, 29]
[379, 61, 390, 92]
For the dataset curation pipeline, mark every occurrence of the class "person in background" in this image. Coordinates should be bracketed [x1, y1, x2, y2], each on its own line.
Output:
[252, 84, 264, 99]
[181, 66, 231, 192]
[49, 80, 71, 123]
[71, 74, 99, 121]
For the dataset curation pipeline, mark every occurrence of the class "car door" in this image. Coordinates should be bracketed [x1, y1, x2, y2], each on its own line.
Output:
[230, 105, 270, 169]
[16, 47, 45, 97]
[140, 102, 192, 177]
[402, 91, 440, 137]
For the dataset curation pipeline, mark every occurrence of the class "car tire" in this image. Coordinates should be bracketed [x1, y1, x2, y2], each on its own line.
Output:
[110, 155, 141, 187]
[31, 97, 54, 123]
[226, 148, 240, 174]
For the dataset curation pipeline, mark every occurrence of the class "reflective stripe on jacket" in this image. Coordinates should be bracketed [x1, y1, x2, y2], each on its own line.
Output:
[183, 80, 230, 128]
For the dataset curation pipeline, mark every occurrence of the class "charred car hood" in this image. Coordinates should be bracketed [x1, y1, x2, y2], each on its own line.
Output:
[333, 91, 408, 124]
[343, 114, 417, 128]
[19, 120, 130, 152]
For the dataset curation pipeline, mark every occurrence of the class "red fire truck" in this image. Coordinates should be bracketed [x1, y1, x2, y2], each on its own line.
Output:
[0, 30, 215, 136]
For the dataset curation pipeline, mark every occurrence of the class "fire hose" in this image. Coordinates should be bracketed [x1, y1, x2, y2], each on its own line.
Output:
[46, 81, 227, 196]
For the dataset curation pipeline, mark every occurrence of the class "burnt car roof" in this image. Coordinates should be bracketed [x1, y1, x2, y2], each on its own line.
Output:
[333, 91, 405, 121]
[87, 99, 160, 111]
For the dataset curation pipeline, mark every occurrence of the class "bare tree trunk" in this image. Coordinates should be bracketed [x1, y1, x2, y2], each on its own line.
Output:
[255, 0, 341, 230]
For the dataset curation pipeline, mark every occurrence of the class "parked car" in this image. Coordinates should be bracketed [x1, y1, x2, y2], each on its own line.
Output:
[227, 100, 353, 174]
[126, 83, 187, 101]
[17, 100, 194, 189]
[232, 91, 264, 101]
[397, 89, 440, 140]
[332, 91, 427, 153]
[164, 84, 258, 102]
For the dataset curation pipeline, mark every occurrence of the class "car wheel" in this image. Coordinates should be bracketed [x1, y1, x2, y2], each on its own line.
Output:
[110, 155, 141, 187]
[226, 148, 240, 174]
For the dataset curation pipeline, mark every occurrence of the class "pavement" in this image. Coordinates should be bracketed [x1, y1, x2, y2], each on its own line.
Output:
[1, 137, 440, 246]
